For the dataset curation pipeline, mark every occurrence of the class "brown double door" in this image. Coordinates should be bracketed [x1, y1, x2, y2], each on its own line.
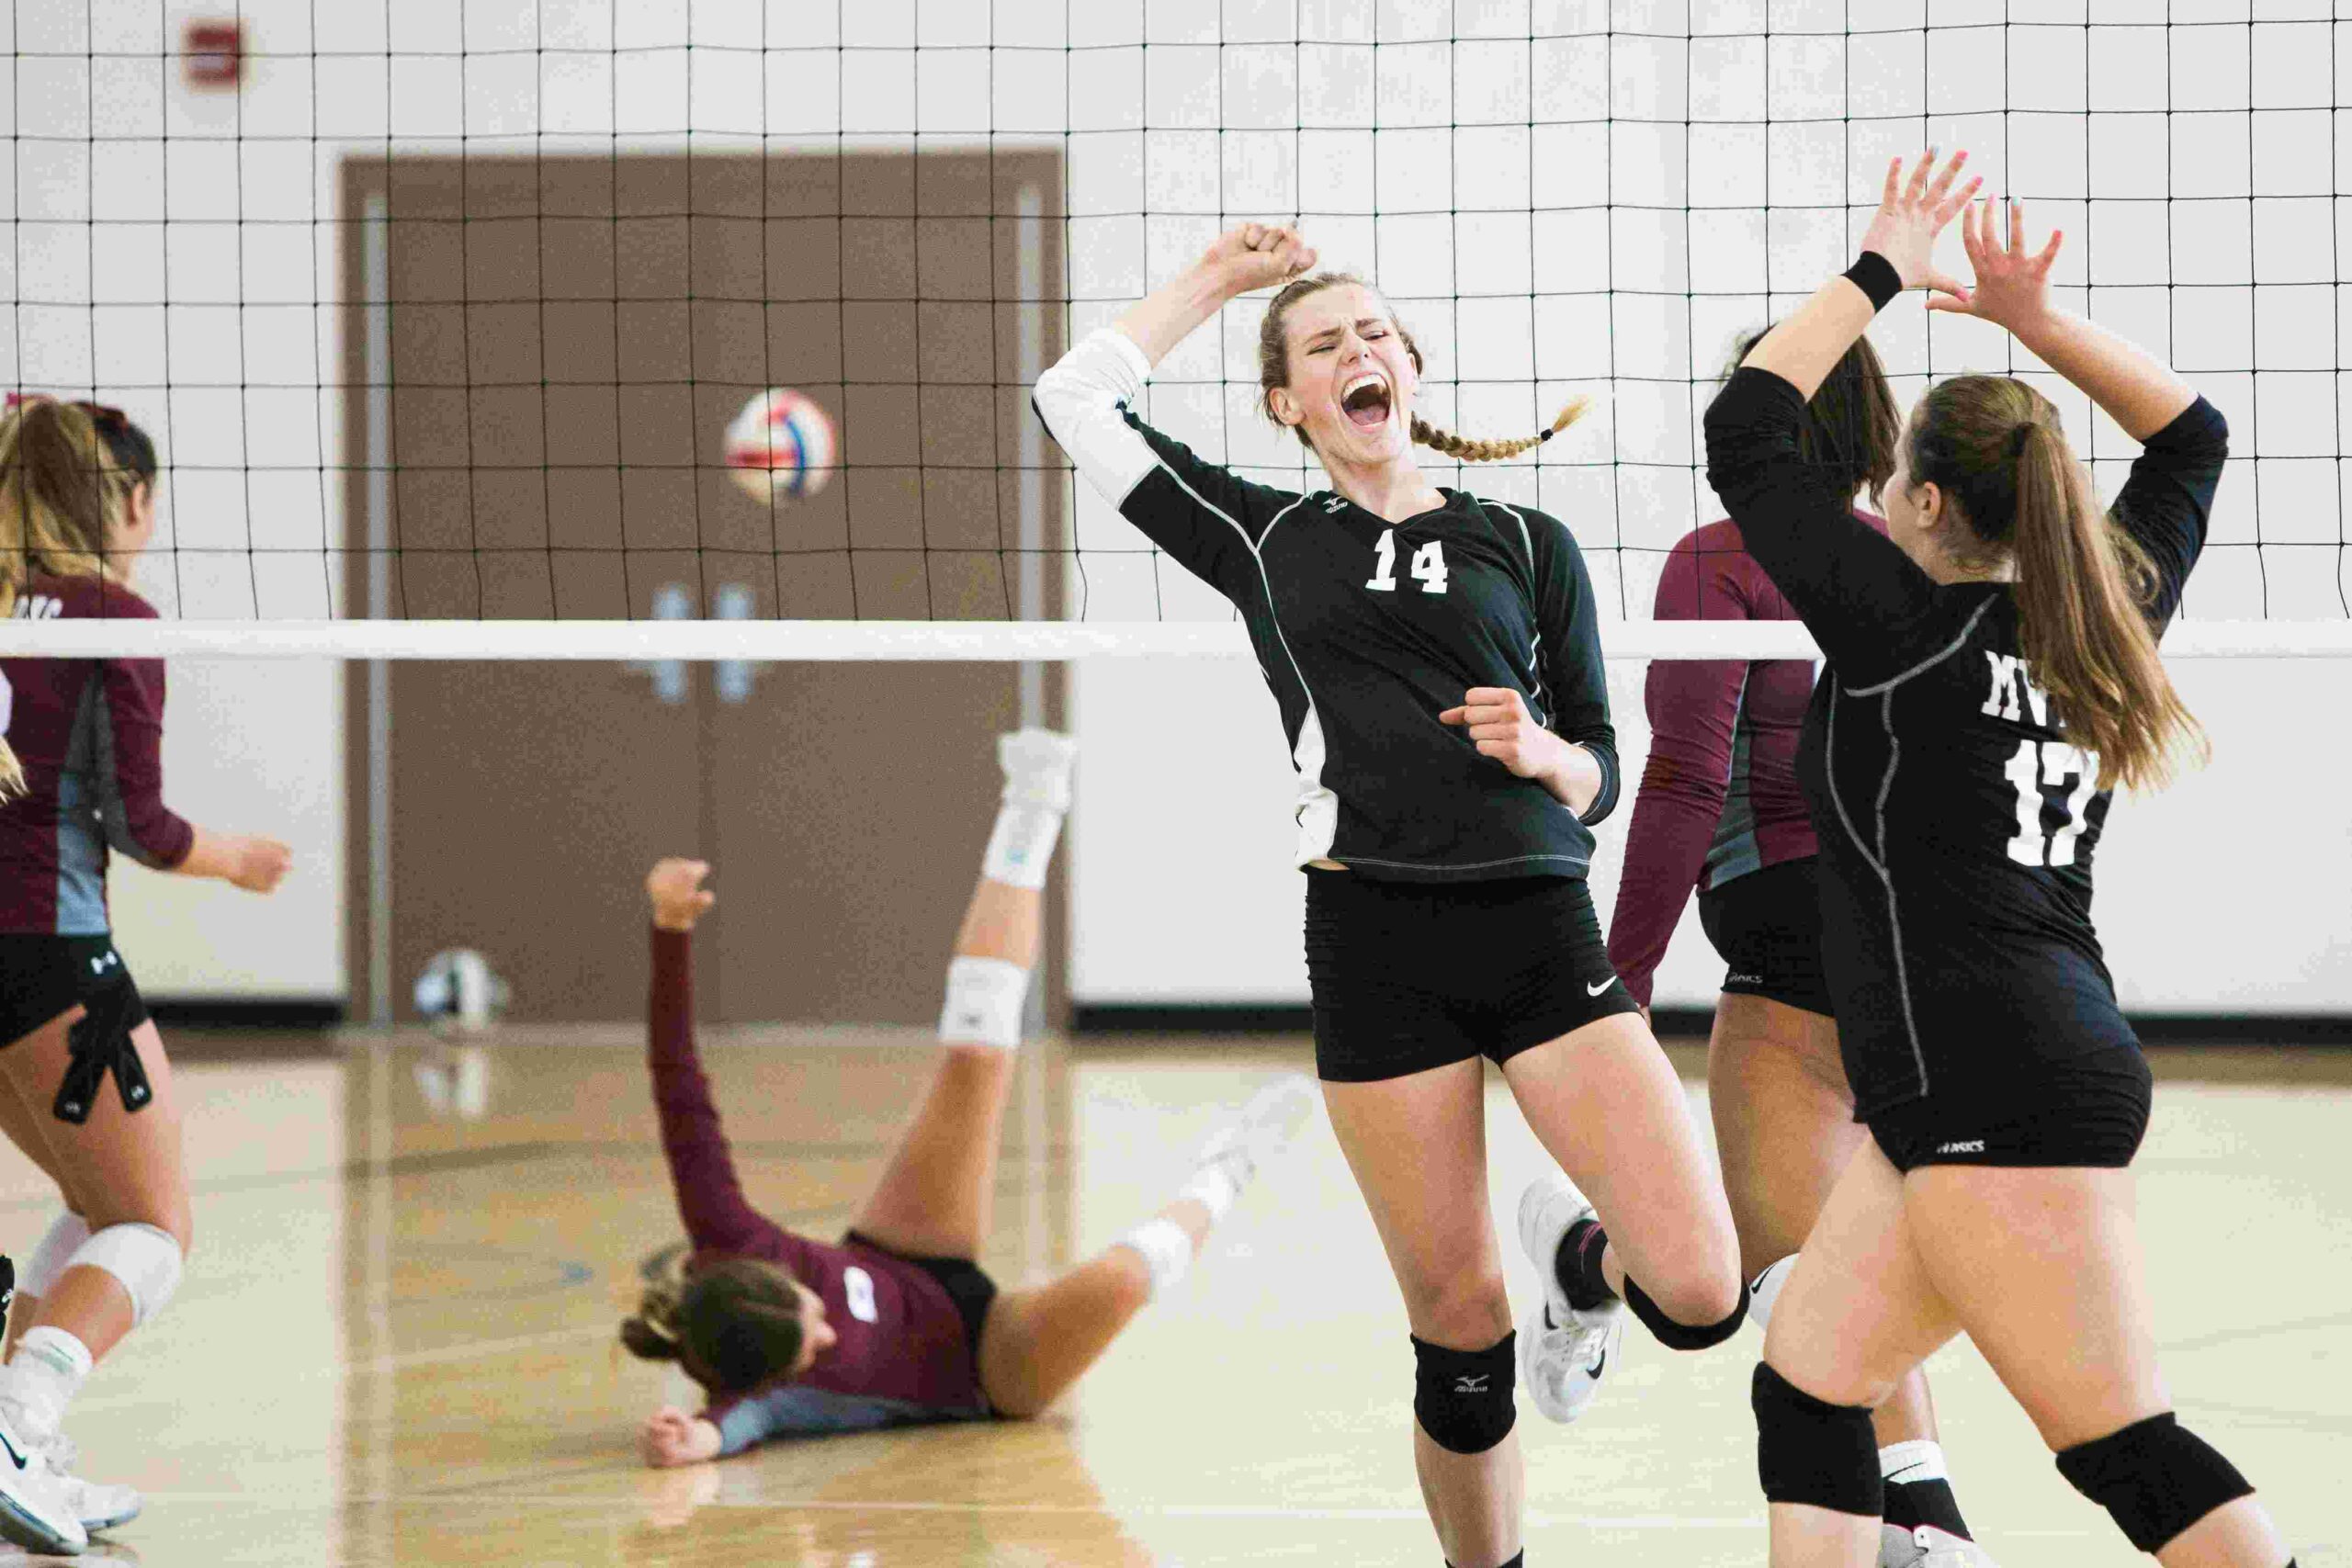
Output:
[341, 149, 1067, 1026]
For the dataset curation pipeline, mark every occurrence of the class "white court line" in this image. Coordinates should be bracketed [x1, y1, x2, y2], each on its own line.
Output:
[113, 1492, 2104, 1537]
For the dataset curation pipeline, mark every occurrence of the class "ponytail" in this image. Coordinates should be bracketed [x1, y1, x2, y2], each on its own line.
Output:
[1909, 374, 2205, 794]
[2007, 421, 2202, 790]
[1410, 397, 1592, 464]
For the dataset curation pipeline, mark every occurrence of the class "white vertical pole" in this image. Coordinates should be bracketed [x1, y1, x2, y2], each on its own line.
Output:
[364, 195, 394, 1029]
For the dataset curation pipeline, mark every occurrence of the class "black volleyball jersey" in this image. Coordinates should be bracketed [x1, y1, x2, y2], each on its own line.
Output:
[1035, 328, 1619, 882]
[1704, 366, 2225, 1114]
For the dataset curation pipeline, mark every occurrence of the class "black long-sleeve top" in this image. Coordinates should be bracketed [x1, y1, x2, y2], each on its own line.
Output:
[1704, 363, 2225, 1114]
[1035, 327, 1619, 883]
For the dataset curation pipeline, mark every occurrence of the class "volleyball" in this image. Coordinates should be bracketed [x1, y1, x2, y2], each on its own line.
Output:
[724, 388, 836, 503]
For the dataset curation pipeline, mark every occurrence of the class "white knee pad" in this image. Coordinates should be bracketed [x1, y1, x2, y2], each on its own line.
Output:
[69, 1223, 183, 1326]
[937, 956, 1031, 1050]
[19, 1211, 91, 1297]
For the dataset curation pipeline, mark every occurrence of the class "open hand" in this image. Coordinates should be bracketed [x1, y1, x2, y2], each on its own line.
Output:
[639, 1405, 722, 1468]
[1197, 222, 1317, 297]
[646, 858, 716, 932]
[1856, 150, 1980, 301]
[1440, 687, 1566, 784]
[1928, 197, 2063, 333]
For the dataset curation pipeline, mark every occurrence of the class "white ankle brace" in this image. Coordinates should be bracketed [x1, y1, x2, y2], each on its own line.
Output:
[1115, 1218, 1194, 1300]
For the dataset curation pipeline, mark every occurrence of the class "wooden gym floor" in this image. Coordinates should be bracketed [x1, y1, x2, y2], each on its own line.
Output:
[0, 1030, 2344, 1567]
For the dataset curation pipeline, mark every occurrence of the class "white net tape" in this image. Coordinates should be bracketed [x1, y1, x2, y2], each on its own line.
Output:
[3, 618, 2347, 661]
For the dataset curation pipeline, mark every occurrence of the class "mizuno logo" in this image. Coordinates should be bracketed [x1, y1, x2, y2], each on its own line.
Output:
[1322, 495, 1347, 513]
[1453, 1374, 1490, 1393]
[1936, 1140, 1985, 1155]
[1585, 978, 1614, 997]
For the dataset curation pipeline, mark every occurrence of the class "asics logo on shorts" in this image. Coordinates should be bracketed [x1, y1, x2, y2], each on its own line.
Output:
[1453, 1373, 1490, 1393]
[1935, 1140, 1985, 1155]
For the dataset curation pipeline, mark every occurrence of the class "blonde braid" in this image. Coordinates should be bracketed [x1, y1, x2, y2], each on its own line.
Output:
[1410, 395, 1592, 463]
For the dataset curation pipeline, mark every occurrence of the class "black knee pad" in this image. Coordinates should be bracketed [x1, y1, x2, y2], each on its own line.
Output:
[1411, 1332, 1517, 1455]
[1753, 1362, 1883, 1517]
[1626, 1274, 1747, 1350]
[2055, 1412, 2255, 1553]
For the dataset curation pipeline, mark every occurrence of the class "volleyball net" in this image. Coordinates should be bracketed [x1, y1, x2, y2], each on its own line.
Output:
[4, 4, 2349, 661]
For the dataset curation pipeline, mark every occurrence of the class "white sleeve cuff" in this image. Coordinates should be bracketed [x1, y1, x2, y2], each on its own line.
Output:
[1085, 326, 1153, 397]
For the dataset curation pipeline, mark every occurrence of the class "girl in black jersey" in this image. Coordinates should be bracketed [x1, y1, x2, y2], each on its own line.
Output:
[1706, 152, 2294, 1568]
[1036, 223, 1746, 1568]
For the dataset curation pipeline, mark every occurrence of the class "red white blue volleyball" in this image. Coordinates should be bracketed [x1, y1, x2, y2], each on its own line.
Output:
[725, 389, 836, 502]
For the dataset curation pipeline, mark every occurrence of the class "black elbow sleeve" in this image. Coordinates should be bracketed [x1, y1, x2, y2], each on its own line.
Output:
[1577, 738, 1621, 827]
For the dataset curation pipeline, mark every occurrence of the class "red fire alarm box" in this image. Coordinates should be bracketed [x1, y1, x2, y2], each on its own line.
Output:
[183, 19, 246, 88]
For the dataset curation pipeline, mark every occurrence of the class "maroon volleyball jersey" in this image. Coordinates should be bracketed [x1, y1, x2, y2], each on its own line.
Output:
[0, 576, 193, 934]
[1604, 516, 1882, 1007]
[646, 928, 989, 1450]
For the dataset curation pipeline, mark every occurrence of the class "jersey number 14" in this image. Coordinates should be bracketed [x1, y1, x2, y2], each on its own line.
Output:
[1365, 530, 1448, 594]
[2002, 739, 2098, 867]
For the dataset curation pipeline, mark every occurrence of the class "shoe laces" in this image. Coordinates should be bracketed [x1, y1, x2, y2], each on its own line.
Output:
[1536, 1309, 1610, 1371]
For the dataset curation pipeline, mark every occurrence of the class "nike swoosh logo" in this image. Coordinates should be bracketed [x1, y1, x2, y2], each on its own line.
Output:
[0, 1429, 27, 1472]
[1586, 1346, 1608, 1378]
[1586, 978, 1614, 997]
[1883, 1462, 1933, 1484]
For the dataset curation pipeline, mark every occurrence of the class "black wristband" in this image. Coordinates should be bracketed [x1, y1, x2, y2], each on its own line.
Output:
[1842, 251, 1903, 312]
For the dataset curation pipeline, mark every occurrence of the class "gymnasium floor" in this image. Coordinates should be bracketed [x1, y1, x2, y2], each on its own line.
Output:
[5, 1030, 2345, 1567]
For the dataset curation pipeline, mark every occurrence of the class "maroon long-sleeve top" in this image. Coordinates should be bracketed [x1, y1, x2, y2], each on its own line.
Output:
[1603, 516, 1881, 1007]
[1, 576, 194, 934]
[646, 927, 989, 1450]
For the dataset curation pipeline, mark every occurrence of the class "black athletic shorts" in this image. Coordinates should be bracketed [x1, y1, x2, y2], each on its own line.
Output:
[1866, 1047, 2154, 1172]
[0, 933, 149, 1050]
[1696, 859, 1834, 1019]
[842, 1228, 998, 1368]
[1305, 869, 1640, 1084]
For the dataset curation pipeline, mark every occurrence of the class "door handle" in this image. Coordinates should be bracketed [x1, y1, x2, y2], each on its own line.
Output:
[715, 582, 757, 705]
[633, 583, 691, 705]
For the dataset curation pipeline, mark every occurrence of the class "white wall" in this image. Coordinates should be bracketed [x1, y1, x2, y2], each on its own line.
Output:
[2, 0, 2345, 1009]
[105, 659, 345, 997]
[1071, 655, 2352, 1013]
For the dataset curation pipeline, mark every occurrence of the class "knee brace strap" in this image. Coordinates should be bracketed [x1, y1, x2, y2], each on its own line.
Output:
[70, 1222, 183, 1327]
[2055, 1413, 2254, 1553]
[937, 956, 1030, 1050]
[19, 1211, 91, 1298]
[1753, 1362, 1883, 1517]
[1411, 1332, 1517, 1455]
[1626, 1274, 1747, 1350]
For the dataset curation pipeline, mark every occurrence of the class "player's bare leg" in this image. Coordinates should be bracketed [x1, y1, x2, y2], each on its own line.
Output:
[1325, 1059, 1523, 1568]
[1710, 996, 1977, 1564]
[851, 730, 1075, 1261]
[981, 1074, 1314, 1417]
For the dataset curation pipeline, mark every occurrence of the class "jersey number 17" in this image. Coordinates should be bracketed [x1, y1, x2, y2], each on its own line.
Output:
[2002, 739, 2098, 868]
